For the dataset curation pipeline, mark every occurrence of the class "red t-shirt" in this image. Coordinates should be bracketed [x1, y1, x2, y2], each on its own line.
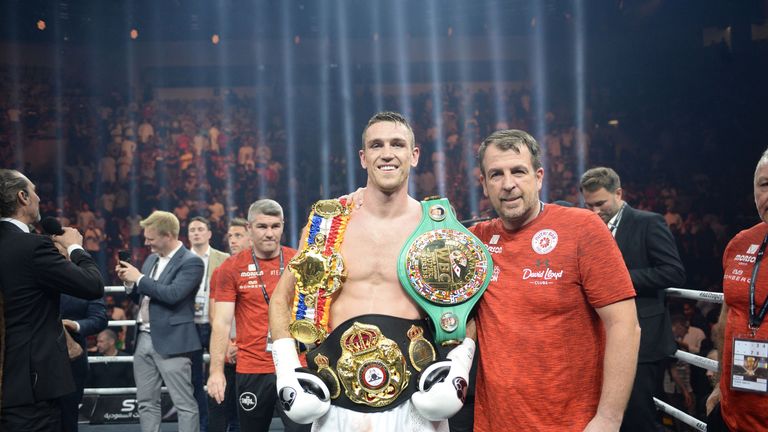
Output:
[213, 246, 296, 374]
[469, 205, 635, 431]
[209, 265, 223, 303]
[720, 222, 768, 431]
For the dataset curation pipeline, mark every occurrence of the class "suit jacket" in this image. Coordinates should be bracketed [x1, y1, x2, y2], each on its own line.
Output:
[60, 294, 107, 388]
[614, 205, 686, 363]
[196, 247, 229, 323]
[129, 244, 204, 356]
[0, 221, 104, 408]
[206, 248, 229, 290]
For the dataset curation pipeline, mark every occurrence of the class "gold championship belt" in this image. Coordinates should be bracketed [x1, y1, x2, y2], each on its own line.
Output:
[306, 315, 437, 411]
[288, 198, 351, 345]
[398, 197, 493, 345]
[336, 323, 410, 408]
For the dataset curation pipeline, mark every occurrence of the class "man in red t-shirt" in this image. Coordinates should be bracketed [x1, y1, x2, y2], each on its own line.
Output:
[206, 200, 308, 432]
[207, 218, 250, 432]
[468, 129, 640, 432]
[706, 149, 768, 431]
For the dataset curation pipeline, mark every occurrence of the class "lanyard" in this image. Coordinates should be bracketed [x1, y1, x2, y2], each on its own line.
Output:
[249, 247, 284, 305]
[748, 233, 768, 333]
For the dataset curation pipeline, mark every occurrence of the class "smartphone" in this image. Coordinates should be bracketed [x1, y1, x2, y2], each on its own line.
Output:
[118, 250, 131, 265]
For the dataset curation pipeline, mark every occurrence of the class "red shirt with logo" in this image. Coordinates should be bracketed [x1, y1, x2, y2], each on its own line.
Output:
[720, 222, 768, 431]
[213, 246, 296, 374]
[469, 204, 635, 431]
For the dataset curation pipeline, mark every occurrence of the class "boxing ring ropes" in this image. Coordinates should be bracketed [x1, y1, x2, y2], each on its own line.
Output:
[89, 286, 718, 431]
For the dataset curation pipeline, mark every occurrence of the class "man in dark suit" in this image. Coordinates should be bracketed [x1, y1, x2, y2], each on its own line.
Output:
[60, 294, 107, 432]
[0, 169, 105, 431]
[116, 210, 204, 432]
[581, 167, 686, 432]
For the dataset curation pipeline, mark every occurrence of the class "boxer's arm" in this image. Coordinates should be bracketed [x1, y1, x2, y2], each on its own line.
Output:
[269, 270, 298, 340]
[269, 227, 308, 340]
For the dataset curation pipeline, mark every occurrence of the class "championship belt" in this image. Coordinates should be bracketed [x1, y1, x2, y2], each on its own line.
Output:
[397, 197, 492, 346]
[306, 314, 437, 412]
[335, 322, 411, 408]
[288, 198, 352, 345]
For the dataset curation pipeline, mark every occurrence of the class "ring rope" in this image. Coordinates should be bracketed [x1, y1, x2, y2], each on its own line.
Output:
[653, 397, 707, 431]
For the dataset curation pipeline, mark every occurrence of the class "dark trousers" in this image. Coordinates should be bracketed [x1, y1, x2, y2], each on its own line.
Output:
[60, 354, 88, 432]
[235, 373, 309, 432]
[208, 363, 240, 432]
[1, 399, 62, 432]
[192, 323, 211, 432]
[621, 362, 663, 432]
[705, 403, 730, 432]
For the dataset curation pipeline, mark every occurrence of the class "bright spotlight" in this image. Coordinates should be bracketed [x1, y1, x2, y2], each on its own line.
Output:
[37, 20, 46, 31]
[294, 35, 301, 45]
[130, 28, 138, 40]
[212, 34, 220, 44]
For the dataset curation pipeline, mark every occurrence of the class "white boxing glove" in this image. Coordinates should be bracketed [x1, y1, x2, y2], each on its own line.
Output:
[411, 338, 475, 421]
[273, 338, 331, 424]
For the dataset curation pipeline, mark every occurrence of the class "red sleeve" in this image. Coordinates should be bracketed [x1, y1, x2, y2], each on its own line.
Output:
[213, 259, 238, 302]
[468, 222, 487, 241]
[722, 233, 739, 269]
[209, 266, 222, 300]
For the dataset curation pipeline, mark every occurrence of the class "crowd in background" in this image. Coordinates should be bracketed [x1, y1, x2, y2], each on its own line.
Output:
[0, 60, 764, 429]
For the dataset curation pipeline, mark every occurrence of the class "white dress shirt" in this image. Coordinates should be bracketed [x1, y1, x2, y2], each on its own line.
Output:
[134, 241, 184, 332]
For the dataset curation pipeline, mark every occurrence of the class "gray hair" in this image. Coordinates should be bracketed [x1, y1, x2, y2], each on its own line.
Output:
[755, 148, 768, 182]
[247, 199, 284, 222]
[0, 169, 30, 218]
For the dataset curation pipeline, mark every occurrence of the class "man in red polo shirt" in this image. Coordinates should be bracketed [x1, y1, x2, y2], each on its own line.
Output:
[468, 129, 641, 432]
[207, 200, 307, 432]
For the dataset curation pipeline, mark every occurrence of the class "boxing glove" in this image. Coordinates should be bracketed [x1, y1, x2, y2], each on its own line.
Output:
[273, 338, 331, 424]
[411, 338, 475, 421]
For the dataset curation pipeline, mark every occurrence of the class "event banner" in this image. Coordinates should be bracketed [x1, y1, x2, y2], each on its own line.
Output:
[79, 394, 177, 424]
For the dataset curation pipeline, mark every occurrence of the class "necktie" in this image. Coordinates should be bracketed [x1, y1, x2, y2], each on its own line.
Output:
[139, 261, 159, 324]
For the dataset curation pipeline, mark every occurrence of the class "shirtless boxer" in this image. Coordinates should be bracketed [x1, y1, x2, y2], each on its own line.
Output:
[268, 112, 475, 431]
